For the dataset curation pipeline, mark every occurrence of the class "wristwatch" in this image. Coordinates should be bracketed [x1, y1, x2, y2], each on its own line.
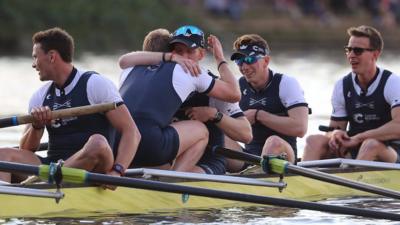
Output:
[112, 163, 125, 176]
[211, 111, 223, 123]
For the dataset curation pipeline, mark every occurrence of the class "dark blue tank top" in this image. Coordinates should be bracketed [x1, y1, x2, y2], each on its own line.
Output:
[343, 69, 392, 136]
[120, 62, 182, 127]
[239, 71, 297, 155]
[43, 71, 111, 161]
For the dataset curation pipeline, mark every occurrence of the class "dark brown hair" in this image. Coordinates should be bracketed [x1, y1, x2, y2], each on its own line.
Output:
[347, 25, 383, 52]
[32, 27, 74, 62]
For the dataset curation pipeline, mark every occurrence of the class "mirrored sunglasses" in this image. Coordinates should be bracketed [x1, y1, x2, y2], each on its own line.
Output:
[173, 25, 204, 37]
[344, 46, 375, 56]
[234, 55, 263, 66]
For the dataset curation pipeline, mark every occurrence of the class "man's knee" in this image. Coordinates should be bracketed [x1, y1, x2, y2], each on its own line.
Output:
[359, 139, 384, 153]
[265, 135, 284, 148]
[305, 134, 327, 148]
[83, 134, 112, 159]
[0, 148, 21, 161]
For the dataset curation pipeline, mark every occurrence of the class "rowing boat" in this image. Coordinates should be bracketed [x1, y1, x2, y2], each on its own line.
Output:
[1, 166, 399, 218]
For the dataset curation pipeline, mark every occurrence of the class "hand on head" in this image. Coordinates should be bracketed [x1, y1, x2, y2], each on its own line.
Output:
[172, 54, 201, 76]
[207, 35, 225, 62]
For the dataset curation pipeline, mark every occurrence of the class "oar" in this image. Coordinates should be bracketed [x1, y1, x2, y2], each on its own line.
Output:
[0, 161, 398, 220]
[298, 158, 400, 170]
[0, 102, 117, 128]
[125, 168, 286, 188]
[214, 146, 400, 200]
[0, 185, 63, 201]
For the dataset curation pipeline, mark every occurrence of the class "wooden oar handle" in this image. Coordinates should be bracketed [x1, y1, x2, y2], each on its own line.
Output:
[0, 102, 117, 128]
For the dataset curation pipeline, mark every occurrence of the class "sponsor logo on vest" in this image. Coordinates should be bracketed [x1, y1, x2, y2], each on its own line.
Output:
[52, 100, 72, 110]
[355, 101, 375, 109]
[353, 113, 381, 124]
[353, 113, 364, 123]
[249, 97, 267, 106]
[50, 99, 77, 128]
[243, 89, 247, 95]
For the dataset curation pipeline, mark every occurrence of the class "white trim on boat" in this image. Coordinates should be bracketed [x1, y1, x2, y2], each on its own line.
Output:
[125, 168, 286, 188]
[298, 158, 400, 170]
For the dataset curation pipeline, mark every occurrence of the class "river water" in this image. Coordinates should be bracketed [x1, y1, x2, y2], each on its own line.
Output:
[1, 51, 400, 224]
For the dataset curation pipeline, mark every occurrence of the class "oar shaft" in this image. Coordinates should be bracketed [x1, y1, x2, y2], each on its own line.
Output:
[0, 102, 117, 128]
[0, 161, 39, 175]
[214, 146, 260, 165]
[0, 185, 64, 199]
[287, 164, 400, 199]
[215, 146, 400, 200]
[85, 172, 400, 220]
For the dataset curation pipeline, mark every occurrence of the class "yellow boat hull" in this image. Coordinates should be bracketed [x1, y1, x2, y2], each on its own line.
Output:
[2, 169, 399, 218]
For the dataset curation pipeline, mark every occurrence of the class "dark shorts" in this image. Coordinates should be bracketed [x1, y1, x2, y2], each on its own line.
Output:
[349, 141, 400, 163]
[197, 150, 226, 175]
[131, 123, 179, 167]
[38, 152, 71, 165]
[38, 156, 51, 165]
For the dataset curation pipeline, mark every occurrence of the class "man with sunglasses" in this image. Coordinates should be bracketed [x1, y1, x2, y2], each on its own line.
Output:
[117, 26, 241, 172]
[226, 34, 309, 172]
[302, 25, 400, 163]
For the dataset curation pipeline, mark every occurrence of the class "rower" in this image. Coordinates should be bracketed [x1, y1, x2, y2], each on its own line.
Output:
[0, 27, 141, 186]
[225, 34, 309, 172]
[116, 26, 241, 172]
[302, 25, 400, 163]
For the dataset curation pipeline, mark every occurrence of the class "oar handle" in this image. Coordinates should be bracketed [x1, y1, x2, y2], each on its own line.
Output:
[0, 102, 117, 128]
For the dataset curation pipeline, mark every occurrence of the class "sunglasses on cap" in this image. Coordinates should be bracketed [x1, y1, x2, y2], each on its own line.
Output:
[173, 25, 204, 37]
[234, 55, 264, 66]
[344, 46, 375, 56]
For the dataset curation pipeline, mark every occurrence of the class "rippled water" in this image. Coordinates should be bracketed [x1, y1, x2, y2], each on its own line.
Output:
[1, 51, 400, 224]
[1, 197, 399, 224]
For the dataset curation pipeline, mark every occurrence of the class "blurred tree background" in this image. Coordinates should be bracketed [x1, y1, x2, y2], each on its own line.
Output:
[1, 0, 400, 56]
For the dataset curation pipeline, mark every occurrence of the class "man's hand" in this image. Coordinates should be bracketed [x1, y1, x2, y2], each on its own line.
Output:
[328, 130, 349, 155]
[102, 170, 120, 190]
[341, 134, 363, 149]
[30, 106, 52, 129]
[207, 35, 224, 62]
[171, 54, 201, 76]
[244, 109, 258, 125]
[185, 107, 216, 122]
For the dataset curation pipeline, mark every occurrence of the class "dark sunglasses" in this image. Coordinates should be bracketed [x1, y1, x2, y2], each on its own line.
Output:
[344, 46, 375, 56]
[234, 55, 263, 66]
[173, 25, 204, 37]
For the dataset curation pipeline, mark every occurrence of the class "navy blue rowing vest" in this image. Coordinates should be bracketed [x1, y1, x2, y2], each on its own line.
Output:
[116, 63, 183, 165]
[120, 62, 182, 127]
[343, 69, 392, 136]
[43, 71, 111, 162]
[239, 71, 297, 156]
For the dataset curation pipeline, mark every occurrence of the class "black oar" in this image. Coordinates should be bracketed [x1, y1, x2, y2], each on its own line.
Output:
[0, 102, 117, 128]
[0, 161, 399, 220]
[214, 146, 400, 200]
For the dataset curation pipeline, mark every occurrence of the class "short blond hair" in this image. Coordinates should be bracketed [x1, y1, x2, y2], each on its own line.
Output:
[233, 34, 270, 53]
[142, 28, 171, 52]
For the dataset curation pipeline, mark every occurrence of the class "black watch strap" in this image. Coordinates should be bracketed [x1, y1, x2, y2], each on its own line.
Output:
[211, 111, 223, 123]
[112, 163, 125, 176]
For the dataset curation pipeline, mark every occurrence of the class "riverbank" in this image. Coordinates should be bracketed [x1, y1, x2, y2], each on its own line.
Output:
[186, 1, 400, 51]
[2, 0, 400, 55]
